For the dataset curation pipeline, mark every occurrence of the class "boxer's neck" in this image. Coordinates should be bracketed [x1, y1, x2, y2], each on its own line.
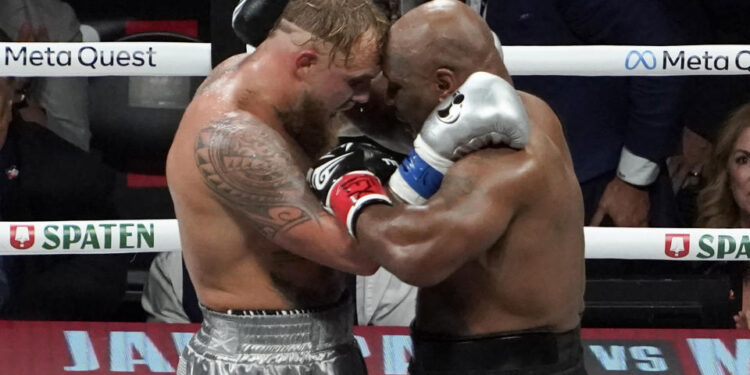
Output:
[230, 51, 300, 131]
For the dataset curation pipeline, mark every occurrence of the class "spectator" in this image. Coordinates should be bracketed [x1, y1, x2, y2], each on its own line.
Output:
[695, 102, 750, 329]
[0, 29, 129, 321]
[486, 0, 687, 228]
[0, 0, 92, 151]
[664, 0, 750, 227]
[141, 251, 193, 323]
[668, 127, 713, 226]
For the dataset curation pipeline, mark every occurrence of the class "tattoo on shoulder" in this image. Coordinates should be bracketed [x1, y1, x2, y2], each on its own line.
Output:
[195, 118, 322, 239]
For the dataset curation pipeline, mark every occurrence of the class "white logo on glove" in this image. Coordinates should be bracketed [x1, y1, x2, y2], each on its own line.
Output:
[381, 158, 399, 168]
[436, 92, 465, 124]
[310, 152, 354, 190]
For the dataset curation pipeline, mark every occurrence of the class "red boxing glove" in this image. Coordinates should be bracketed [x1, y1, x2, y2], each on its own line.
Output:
[328, 171, 391, 236]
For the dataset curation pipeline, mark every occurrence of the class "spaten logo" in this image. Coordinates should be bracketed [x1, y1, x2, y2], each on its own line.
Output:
[665, 234, 690, 258]
[625, 50, 657, 70]
[10, 225, 35, 250]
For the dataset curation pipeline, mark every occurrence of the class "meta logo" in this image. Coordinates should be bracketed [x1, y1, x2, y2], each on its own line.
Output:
[625, 49, 750, 72]
[665, 234, 690, 258]
[625, 50, 657, 70]
[10, 225, 35, 250]
[4, 46, 157, 70]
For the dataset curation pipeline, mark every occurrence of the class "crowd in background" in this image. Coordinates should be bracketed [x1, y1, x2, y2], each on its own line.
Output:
[1, 0, 750, 328]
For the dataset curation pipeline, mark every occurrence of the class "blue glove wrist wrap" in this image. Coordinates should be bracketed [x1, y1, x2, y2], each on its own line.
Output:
[397, 149, 444, 200]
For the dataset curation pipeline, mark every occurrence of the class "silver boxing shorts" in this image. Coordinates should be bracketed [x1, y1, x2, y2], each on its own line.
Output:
[177, 296, 366, 375]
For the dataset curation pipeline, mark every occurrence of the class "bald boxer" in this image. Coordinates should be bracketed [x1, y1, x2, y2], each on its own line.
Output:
[167, 1, 388, 374]
[309, 1, 587, 374]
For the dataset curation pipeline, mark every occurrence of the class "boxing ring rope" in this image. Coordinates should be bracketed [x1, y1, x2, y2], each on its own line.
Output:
[2, 42, 749, 259]
[2, 43, 750, 76]
[1, 219, 749, 261]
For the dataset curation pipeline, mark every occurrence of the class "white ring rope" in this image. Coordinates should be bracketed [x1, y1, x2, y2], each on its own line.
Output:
[0, 220, 748, 261]
[2, 43, 750, 76]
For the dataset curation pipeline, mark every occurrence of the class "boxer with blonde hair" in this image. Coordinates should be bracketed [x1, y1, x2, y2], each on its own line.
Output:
[167, 1, 388, 374]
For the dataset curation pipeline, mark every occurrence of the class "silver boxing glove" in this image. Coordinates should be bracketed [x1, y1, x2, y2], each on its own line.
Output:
[422, 71, 530, 158]
[389, 71, 531, 204]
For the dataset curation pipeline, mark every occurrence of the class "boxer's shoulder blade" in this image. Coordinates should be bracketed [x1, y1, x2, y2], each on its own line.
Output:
[194, 117, 324, 239]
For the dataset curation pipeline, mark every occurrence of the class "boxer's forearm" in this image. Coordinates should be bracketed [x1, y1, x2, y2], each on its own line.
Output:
[355, 204, 458, 287]
[281, 214, 379, 275]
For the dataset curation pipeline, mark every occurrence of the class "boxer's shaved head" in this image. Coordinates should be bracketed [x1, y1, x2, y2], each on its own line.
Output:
[387, 0, 506, 84]
[383, 0, 509, 130]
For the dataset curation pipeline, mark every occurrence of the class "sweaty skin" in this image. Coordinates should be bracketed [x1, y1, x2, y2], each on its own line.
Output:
[356, 0, 585, 335]
[167, 22, 380, 312]
[360, 94, 585, 335]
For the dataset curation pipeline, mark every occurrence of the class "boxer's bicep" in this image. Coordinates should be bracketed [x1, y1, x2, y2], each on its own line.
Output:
[423, 163, 517, 269]
[356, 154, 518, 286]
[195, 119, 375, 274]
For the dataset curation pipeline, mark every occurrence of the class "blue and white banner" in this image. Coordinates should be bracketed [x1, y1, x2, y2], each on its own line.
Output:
[2, 43, 750, 77]
[505, 45, 750, 76]
[0, 42, 211, 77]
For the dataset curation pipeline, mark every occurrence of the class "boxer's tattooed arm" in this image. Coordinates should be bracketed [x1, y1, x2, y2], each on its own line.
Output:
[195, 118, 324, 239]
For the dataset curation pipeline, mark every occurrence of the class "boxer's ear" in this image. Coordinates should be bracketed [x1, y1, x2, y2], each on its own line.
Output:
[434, 68, 456, 100]
[294, 50, 318, 79]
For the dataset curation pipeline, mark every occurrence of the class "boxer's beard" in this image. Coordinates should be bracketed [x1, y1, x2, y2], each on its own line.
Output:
[277, 92, 338, 160]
